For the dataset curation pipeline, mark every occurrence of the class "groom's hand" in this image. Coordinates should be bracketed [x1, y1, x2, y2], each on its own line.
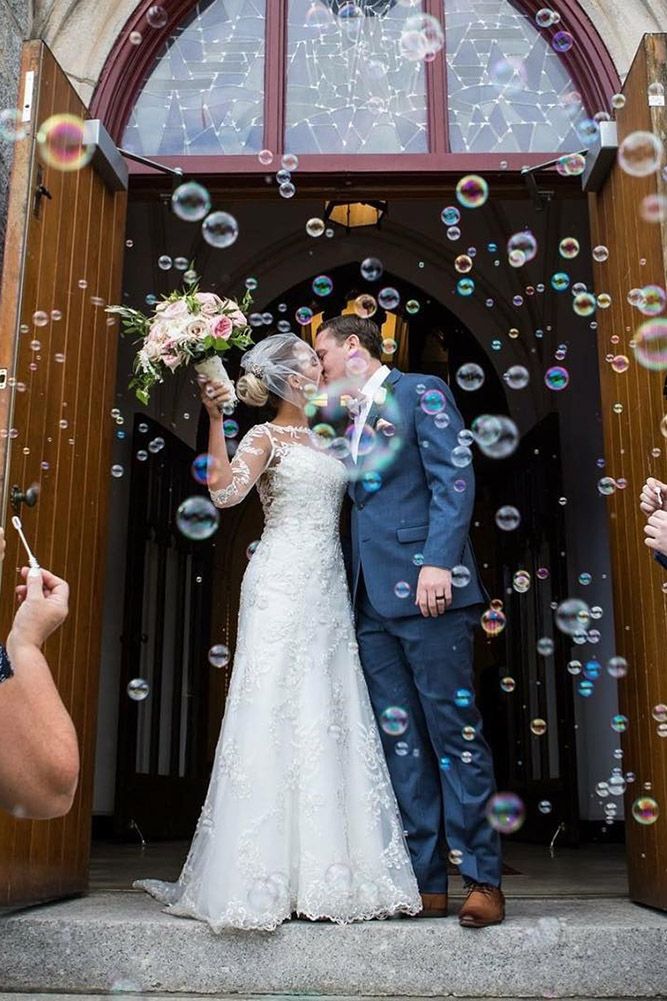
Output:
[416, 566, 452, 617]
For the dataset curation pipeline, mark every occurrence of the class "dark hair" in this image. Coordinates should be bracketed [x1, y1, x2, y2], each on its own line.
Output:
[316, 314, 384, 361]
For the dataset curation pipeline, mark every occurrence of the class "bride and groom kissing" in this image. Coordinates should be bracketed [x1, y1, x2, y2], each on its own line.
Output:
[133, 313, 505, 931]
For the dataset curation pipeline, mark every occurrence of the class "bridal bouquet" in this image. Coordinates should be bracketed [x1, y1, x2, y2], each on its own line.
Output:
[107, 286, 253, 406]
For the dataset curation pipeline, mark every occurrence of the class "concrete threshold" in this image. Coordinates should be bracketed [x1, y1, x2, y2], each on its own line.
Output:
[2, 892, 667, 997]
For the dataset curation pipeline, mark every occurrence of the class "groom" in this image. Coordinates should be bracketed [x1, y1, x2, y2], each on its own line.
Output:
[315, 314, 504, 927]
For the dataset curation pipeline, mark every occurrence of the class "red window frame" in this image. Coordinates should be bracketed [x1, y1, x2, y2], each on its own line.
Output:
[91, 0, 620, 177]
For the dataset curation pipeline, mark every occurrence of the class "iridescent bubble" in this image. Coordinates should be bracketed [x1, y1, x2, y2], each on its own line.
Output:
[577, 679, 594, 698]
[455, 254, 473, 273]
[381, 705, 409, 736]
[454, 687, 473, 708]
[420, 389, 446, 415]
[258, 148, 273, 165]
[378, 287, 400, 310]
[176, 496, 220, 540]
[641, 193, 667, 223]
[171, 181, 212, 222]
[456, 175, 489, 209]
[551, 272, 570, 292]
[507, 231, 538, 263]
[545, 366, 569, 391]
[632, 796, 659, 825]
[0, 108, 26, 141]
[127, 678, 150, 701]
[618, 131, 664, 177]
[490, 57, 527, 94]
[456, 278, 475, 297]
[146, 3, 168, 26]
[306, 217, 325, 237]
[513, 570, 531, 593]
[578, 572, 592, 586]
[555, 598, 591, 637]
[382, 338, 397, 355]
[451, 446, 473, 468]
[598, 476, 616, 496]
[559, 237, 580, 259]
[400, 12, 445, 60]
[560, 152, 586, 176]
[633, 318, 667, 370]
[394, 580, 411, 599]
[36, 114, 94, 172]
[607, 656, 628, 678]
[111, 464, 124, 478]
[611, 93, 626, 110]
[451, 565, 471, 588]
[638, 285, 667, 316]
[462, 725, 476, 741]
[208, 644, 230, 668]
[567, 660, 582, 675]
[552, 30, 574, 52]
[157, 255, 172, 270]
[295, 306, 313, 325]
[481, 607, 507, 636]
[202, 211, 238, 248]
[32, 310, 48, 327]
[476, 415, 519, 459]
[503, 365, 530, 390]
[652, 703, 667, 722]
[455, 362, 485, 391]
[448, 849, 463, 866]
[279, 181, 296, 199]
[191, 453, 221, 485]
[312, 274, 333, 296]
[592, 245, 609, 263]
[611, 355, 629, 373]
[500, 676, 516, 693]
[282, 153, 299, 171]
[406, 299, 420, 314]
[538, 800, 553, 814]
[530, 717, 547, 735]
[361, 257, 383, 281]
[485, 792, 525, 833]
[611, 714, 629, 733]
[597, 292, 612, 309]
[441, 206, 461, 226]
[353, 293, 377, 318]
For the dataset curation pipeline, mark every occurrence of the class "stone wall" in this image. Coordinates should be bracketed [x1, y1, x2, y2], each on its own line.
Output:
[0, 0, 31, 273]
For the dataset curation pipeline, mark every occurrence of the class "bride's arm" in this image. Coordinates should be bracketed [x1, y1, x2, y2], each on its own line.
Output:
[199, 379, 273, 508]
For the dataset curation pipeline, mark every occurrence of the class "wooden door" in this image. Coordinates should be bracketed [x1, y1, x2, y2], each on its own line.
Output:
[589, 33, 667, 910]
[0, 41, 126, 905]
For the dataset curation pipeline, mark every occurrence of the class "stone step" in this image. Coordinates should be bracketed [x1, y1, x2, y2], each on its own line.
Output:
[2, 892, 667, 997]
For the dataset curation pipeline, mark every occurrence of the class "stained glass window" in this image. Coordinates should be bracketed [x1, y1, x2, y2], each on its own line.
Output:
[445, 0, 586, 153]
[121, 0, 266, 156]
[285, 0, 428, 155]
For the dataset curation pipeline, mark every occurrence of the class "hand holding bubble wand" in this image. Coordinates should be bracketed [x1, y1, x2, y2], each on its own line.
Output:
[11, 515, 40, 572]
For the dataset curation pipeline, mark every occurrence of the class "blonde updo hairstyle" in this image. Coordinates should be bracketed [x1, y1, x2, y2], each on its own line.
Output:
[236, 371, 271, 408]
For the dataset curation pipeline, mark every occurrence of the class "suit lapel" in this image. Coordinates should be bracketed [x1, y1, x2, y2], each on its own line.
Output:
[352, 368, 402, 502]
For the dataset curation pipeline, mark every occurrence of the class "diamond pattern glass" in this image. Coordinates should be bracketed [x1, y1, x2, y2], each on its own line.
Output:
[122, 0, 266, 156]
[285, 0, 428, 154]
[445, 0, 586, 153]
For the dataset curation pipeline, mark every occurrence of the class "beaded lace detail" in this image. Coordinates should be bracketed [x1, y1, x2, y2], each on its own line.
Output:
[134, 422, 421, 931]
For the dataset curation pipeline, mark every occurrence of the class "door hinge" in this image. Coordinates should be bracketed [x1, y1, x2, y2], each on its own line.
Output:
[0, 370, 7, 390]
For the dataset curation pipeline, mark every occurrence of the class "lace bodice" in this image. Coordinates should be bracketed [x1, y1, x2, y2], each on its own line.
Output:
[210, 422, 347, 537]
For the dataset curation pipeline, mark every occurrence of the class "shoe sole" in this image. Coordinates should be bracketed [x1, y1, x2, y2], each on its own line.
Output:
[459, 915, 505, 928]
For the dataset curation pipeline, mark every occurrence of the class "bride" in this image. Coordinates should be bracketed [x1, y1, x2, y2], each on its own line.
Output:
[133, 333, 421, 931]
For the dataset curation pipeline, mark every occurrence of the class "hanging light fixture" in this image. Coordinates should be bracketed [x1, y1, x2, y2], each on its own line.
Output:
[323, 200, 388, 231]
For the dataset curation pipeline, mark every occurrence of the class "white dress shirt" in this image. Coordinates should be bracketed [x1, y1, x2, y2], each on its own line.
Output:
[351, 364, 391, 463]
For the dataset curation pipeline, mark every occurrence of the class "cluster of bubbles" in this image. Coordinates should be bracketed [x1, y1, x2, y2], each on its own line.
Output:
[171, 181, 238, 249]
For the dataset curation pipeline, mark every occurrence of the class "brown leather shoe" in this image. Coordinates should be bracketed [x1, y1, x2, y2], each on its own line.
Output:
[458, 882, 505, 927]
[417, 892, 448, 917]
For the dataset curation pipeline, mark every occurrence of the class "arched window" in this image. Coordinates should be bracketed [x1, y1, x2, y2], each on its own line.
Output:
[95, 0, 619, 168]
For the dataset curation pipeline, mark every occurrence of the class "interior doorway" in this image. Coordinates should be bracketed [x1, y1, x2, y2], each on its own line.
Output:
[92, 181, 621, 854]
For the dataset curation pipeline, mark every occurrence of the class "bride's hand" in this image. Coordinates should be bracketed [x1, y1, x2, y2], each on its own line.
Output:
[198, 376, 235, 415]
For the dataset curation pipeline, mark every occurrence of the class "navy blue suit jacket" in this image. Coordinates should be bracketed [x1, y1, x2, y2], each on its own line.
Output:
[348, 368, 488, 618]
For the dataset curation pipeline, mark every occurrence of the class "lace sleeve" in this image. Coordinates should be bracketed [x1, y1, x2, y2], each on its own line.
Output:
[209, 424, 273, 508]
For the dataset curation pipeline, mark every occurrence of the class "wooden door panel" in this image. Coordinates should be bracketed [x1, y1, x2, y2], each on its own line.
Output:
[0, 41, 126, 906]
[590, 34, 667, 910]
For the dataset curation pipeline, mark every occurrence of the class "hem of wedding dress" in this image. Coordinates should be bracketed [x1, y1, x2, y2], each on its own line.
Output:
[133, 879, 422, 933]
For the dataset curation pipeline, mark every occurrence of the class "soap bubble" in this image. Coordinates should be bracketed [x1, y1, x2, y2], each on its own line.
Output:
[455, 363, 485, 391]
[633, 318, 667, 370]
[598, 476, 616, 495]
[295, 306, 313, 325]
[551, 272, 570, 292]
[508, 231, 538, 264]
[538, 800, 553, 814]
[573, 292, 597, 317]
[127, 678, 150, 701]
[492, 508, 520, 532]
[202, 211, 238, 248]
[208, 644, 230, 668]
[448, 849, 463, 866]
[420, 389, 446, 415]
[503, 365, 530, 390]
[476, 416, 519, 459]
[158, 255, 172, 270]
[36, 113, 94, 172]
[618, 131, 664, 176]
[394, 581, 411, 599]
[481, 606, 507, 636]
[545, 366, 569, 391]
[306, 217, 325, 237]
[380, 706, 409, 736]
[353, 293, 377, 318]
[399, 13, 444, 61]
[631, 797, 659, 825]
[530, 717, 547, 735]
[282, 153, 299, 171]
[378, 287, 400, 310]
[279, 181, 296, 198]
[456, 175, 489, 209]
[652, 704, 667, 722]
[555, 598, 591, 637]
[0, 108, 27, 142]
[176, 496, 220, 540]
[406, 299, 420, 314]
[32, 310, 48, 327]
[447, 226, 461, 241]
[611, 714, 629, 733]
[191, 453, 221, 485]
[441, 206, 461, 226]
[536, 8, 557, 27]
[456, 278, 475, 296]
[451, 446, 473, 468]
[559, 152, 586, 176]
[490, 57, 527, 94]
[559, 237, 580, 259]
[637, 285, 667, 316]
[451, 565, 471, 588]
[611, 93, 626, 110]
[641, 193, 667, 223]
[171, 182, 212, 222]
[146, 3, 168, 27]
[552, 30, 574, 52]
[360, 257, 383, 281]
[500, 676, 516, 693]
[485, 792, 525, 833]
[258, 149, 273, 165]
[455, 255, 473, 274]
[312, 275, 333, 296]
[592, 245, 609, 263]
[513, 570, 531, 593]
[607, 656, 628, 678]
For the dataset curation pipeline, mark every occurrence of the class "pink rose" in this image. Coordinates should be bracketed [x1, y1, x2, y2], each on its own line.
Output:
[156, 300, 189, 319]
[228, 310, 247, 327]
[186, 319, 209, 341]
[195, 292, 222, 307]
[214, 315, 233, 340]
[163, 351, 181, 371]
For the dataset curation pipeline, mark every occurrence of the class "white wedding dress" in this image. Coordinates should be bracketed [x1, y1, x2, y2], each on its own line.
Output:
[133, 422, 421, 931]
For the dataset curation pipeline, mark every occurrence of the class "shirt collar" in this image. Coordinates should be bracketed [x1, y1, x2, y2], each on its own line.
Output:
[360, 364, 391, 402]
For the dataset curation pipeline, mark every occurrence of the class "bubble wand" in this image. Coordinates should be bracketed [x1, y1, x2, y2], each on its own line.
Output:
[11, 515, 40, 571]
